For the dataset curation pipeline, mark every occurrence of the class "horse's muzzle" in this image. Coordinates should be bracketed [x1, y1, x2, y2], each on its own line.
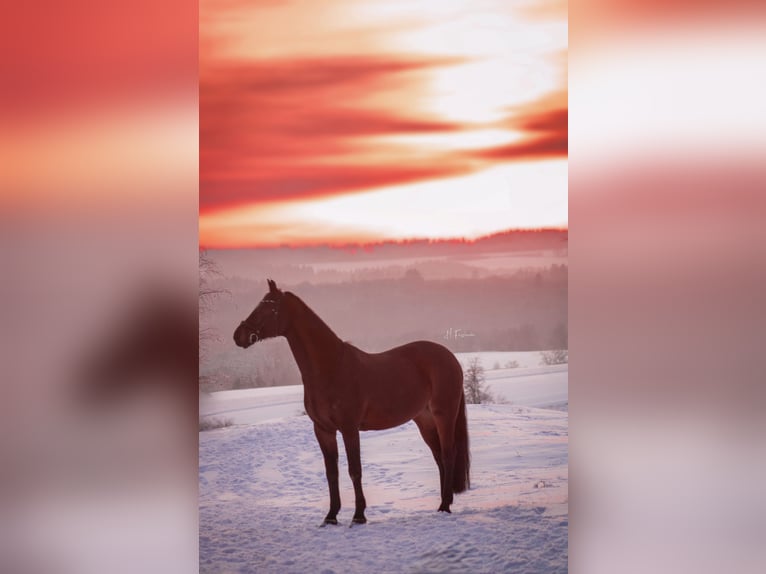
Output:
[234, 322, 259, 348]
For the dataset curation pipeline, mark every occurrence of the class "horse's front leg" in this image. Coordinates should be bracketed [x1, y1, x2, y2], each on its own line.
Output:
[314, 424, 341, 525]
[341, 429, 367, 524]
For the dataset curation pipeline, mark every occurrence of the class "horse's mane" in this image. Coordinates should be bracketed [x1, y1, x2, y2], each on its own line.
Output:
[284, 291, 342, 344]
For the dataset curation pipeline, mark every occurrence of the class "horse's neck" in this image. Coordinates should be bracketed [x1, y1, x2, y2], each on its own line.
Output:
[284, 296, 344, 383]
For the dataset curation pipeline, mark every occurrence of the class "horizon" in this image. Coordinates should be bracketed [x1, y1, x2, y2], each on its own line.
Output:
[200, 0, 568, 249]
[200, 226, 568, 252]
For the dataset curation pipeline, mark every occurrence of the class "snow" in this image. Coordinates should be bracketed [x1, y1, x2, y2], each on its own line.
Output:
[200, 351, 567, 425]
[455, 350, 546, 371]
[200, 353, 567, 573]
[457, 351, 568, 409]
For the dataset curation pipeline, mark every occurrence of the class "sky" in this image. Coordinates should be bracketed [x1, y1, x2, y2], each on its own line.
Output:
[200, 0, 568, 248]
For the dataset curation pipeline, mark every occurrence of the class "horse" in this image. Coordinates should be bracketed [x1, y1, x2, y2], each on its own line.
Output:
[233, 279, 470, 526]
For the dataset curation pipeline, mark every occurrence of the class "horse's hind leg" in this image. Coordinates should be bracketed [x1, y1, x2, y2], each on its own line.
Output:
[314, 424, 341, 525]
[341, 429, 367, 524]
[431, 407, 458, 513]
[414, 410, 445, 500]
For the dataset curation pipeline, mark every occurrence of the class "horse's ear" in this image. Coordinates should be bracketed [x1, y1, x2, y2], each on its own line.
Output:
[267, 278, 279, 293]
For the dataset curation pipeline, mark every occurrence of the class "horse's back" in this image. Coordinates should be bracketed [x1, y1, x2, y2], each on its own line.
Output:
[390, 339, 461, 368]
[367, 339, 463, 394]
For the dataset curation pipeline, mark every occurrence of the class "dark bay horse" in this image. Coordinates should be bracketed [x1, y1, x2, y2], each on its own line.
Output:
[233, 279, 470, 525]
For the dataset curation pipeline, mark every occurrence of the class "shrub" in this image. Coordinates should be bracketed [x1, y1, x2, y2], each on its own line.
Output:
[540, 350, 568, 365]
[199, 417, 234, 432]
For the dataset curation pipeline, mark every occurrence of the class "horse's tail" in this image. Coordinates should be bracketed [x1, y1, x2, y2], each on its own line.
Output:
[452, 392, 470, 493]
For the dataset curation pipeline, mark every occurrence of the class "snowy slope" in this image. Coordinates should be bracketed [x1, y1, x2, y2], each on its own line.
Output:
[200, 352, 567, 426]
[199, 359, 568, 573]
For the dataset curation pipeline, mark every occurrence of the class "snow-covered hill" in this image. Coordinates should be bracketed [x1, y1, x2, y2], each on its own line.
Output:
[200, 352, 567, 426]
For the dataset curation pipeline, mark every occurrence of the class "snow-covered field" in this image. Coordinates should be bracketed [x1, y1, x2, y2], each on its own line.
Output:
[200, 352, 568, 573]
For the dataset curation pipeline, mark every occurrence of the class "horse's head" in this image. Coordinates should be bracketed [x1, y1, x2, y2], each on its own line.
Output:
[234, 279, 288, 348]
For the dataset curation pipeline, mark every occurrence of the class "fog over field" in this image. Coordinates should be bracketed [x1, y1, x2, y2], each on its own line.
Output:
[200, 231, 567, 391]
[206, 229, 566, 283]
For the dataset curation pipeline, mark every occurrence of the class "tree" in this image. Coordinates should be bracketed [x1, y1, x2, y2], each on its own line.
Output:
[199, 250, 227, 363]
[199, 250, 223, 309]
[463, 357, 493, 404]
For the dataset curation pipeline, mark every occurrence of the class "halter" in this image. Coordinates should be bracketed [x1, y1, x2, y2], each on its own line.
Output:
[239, 298, 281, 344]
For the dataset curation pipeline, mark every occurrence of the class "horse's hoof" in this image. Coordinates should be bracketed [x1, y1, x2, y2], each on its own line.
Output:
[351, 515, 367, 525]
[320, 517, 339, 527]
[438, 505, 452, 513]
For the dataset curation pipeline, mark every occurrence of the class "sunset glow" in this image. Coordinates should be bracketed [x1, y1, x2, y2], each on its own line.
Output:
[200, 0, 568, 248]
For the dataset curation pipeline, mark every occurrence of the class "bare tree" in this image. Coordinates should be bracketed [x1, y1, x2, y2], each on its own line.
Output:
[463, 357, 493, 404]
[199, 250, 227, 363]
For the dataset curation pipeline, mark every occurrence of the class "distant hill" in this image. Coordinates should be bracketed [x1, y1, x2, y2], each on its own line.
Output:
[206, 229, 567, 284]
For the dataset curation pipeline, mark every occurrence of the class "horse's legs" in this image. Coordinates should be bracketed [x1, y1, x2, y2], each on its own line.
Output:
[314, 424, 341, 525]
[432, 408, 458, 513]
[341, 430, 367, 524]
[413, 411, 445, 497]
